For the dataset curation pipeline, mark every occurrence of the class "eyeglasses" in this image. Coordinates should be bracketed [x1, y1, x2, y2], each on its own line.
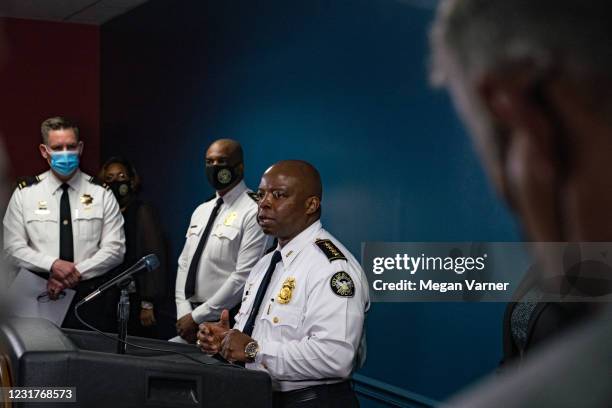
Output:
[37, 290, 67, 303]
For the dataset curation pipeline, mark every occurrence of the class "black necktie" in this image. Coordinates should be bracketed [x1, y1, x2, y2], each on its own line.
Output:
[59, 183, 74, 262]
[184, 197, 224, 299]
[243, 251, 282, 337]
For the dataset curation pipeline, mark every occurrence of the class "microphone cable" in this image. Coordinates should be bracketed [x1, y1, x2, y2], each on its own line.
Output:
[73, 302, 239, 368]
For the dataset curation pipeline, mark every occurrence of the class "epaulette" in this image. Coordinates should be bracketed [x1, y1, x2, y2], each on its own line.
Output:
[88, 176, 110, 190]
[247, 191, 260, 202]
[315, 239, 347, 262]
[15, 175, 41, 190]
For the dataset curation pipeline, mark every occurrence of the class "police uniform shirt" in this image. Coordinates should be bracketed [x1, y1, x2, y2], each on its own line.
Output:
[3, 170, 126, 279]
[234, 220, 370, 392]
[175, 180, 268, 324]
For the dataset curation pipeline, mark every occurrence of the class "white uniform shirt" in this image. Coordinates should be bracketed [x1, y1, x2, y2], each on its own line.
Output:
[3, 170, 126, 280]
[175, 180, 268, 323]
[234, 220, 370, 392]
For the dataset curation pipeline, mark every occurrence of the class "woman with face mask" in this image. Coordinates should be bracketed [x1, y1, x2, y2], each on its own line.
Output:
[99, 157, 168, 339]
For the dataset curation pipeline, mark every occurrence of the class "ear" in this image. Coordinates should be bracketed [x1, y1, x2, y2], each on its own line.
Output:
[477, 68, 563, 241]
[39, 144, 49, 160]
[304, 196, 320, 215]
[77, 141, 85, 156]
[477, 69, 558, 163]
[131, 174, 141, 191]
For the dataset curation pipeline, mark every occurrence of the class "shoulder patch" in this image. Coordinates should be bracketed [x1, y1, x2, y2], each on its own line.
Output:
[330, 271, 355, 297]
[15, 175, 41, 190]
[88, 176, 110, 190]
[247, 191, 260, 202]
[315, 239, 347, 262]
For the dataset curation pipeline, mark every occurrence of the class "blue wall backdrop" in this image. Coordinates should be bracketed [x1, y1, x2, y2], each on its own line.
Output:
[101, 0, 520, 402]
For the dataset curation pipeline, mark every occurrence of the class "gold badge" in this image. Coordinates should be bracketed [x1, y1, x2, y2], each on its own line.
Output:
[224, 211, 238, 226]
[80, 194, 93, 206]
[277, 277, 296, 304]
[37, 201, 48, 210]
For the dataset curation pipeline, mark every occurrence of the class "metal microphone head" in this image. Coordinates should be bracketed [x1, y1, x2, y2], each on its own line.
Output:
[142, 254, 160, 271]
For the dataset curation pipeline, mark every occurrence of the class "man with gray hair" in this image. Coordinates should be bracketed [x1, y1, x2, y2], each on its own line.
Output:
[430, 1, 611, 406]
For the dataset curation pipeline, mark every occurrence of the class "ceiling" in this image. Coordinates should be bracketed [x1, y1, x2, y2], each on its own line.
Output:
[0, 0, 150, 25]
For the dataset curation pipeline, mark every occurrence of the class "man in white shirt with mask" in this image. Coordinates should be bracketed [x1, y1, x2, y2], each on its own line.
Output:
[175, 139, 268, 343]
[3, 116, 125, 331]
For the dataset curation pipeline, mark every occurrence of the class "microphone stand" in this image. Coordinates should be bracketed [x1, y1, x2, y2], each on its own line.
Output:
[116, 279, 132, 354]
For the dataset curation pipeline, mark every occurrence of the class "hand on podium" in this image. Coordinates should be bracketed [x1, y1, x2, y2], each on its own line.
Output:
[197, 309, 230, 354]
[220, 329, 253, 363]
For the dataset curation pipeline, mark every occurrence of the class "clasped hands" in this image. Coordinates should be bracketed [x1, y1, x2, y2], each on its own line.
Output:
[47, 259, 81, 299]
[196, 309, 253, 363]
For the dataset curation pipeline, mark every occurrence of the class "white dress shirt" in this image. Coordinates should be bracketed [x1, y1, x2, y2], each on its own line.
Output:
[175, 180, 268, 323]
[3, 170, 126, 280]
[234, 220, 370, 392]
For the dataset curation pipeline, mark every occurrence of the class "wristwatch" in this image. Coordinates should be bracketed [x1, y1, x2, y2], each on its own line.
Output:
[141, 301, 154, 310]
[244, 340, 259, 363]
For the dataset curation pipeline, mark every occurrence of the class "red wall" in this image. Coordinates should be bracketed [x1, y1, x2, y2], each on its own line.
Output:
[0, 18, 100, 179]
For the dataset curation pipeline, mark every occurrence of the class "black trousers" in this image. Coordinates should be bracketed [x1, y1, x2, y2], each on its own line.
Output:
[61, 274, 118, 332]
[273, 381, 359, 408]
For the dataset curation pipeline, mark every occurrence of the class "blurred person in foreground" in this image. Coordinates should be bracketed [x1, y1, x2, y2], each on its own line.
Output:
[430, 0, 612, 406]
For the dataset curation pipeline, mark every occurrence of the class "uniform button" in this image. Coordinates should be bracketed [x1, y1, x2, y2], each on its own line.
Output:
[63, 220, 69, 225]
[273, 317, 279, 324]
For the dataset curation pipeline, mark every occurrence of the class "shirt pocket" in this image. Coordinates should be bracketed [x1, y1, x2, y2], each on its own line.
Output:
[73, 205, 103, 242]
[212, 224, 239, 240]
[208, 224, 240, 263]
[262, 305, 303, 339]
[24, 209, 57, 244]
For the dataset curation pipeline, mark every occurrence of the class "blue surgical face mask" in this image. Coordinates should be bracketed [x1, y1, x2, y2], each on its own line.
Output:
[48, 150, 80, 176]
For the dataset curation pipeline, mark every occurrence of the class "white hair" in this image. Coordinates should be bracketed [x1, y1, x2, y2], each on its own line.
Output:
[427, 0, 612, 182]
[430, 0, 612, 87]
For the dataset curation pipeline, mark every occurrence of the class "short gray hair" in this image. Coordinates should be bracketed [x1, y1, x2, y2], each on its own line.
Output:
[430, 0, 612, 87]
[40, 117, 80, 145]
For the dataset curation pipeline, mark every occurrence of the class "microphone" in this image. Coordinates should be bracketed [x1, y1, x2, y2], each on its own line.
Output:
[78, 254, 160, 305]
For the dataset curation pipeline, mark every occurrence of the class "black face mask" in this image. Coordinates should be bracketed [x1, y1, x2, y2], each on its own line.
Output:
[108, 181, 133, 204]
[206, 164, 239, 191]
